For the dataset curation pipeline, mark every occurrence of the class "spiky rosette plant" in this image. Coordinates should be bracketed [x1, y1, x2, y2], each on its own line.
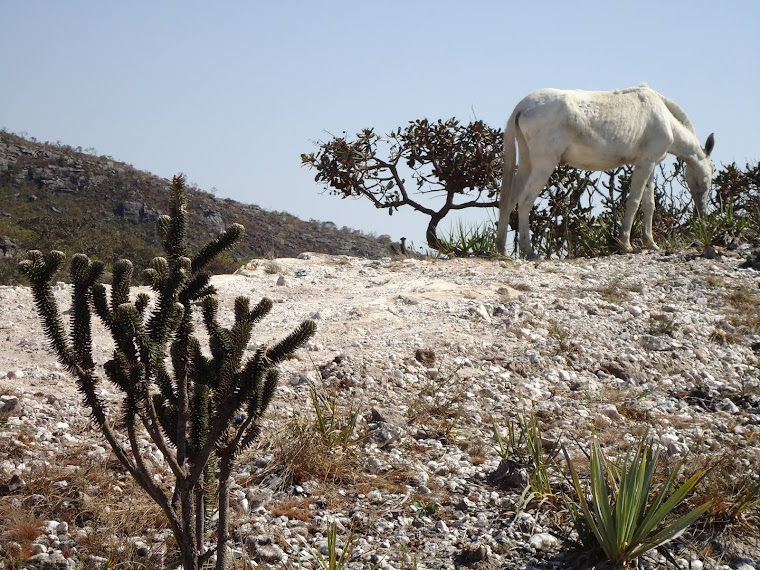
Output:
[19, 174, 316, 570]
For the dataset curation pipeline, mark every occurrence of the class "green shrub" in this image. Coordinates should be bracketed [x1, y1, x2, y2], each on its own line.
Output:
[564, 434, 712, 566]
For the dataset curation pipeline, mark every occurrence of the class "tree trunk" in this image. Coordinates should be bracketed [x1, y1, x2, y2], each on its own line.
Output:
[180, 480, 199, 570]
[425, 215, 444, 251]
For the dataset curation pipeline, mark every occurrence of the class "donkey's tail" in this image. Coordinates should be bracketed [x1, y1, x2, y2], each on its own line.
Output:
[496, 106, 520, 254]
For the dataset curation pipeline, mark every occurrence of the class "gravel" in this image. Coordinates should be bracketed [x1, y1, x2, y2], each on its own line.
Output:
[1, 247, 759, 569]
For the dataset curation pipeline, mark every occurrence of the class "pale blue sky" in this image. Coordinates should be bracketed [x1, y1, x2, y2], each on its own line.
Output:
[2, 2, 758, 251]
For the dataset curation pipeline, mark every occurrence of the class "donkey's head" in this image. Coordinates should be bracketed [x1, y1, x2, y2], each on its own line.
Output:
[685, 133, 715, 216]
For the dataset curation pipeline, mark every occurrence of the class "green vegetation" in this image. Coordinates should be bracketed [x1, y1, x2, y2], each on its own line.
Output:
[436, 220, 496, 257]
[491, 413, 560, 504]
[564, 434, 712, 567]
[18, 176, 316, 570]
[314, 523, 361, 570]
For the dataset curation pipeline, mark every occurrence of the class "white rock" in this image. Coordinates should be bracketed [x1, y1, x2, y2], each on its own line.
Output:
[529, 532, 559, 551]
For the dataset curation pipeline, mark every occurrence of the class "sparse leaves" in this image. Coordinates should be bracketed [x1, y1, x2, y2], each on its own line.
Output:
[303, 119, 502, 249]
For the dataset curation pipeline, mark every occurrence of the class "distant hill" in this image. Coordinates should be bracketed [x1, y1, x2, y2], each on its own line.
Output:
[0, 131, 396, 284]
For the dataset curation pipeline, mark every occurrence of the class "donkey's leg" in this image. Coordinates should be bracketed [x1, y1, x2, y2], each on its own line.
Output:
[516, 164, 556, 259]
[640, 172, 659, 250]
[620, 163, 656, 252]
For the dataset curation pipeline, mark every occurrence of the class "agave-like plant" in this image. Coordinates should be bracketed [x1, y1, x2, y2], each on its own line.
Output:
[564, 434, 712, 566]
[436, 219, 496, 257]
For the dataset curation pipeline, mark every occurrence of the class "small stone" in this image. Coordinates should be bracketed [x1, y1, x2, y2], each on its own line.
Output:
[473, 305, 491, 323]
[366, 458, 384, 474]
[456, 543, 488, 563]
[455, 497, 476, 511]
[529, 532, 559, 551]
[719, 398, 739, 413]
[601, 404, 623, 422]
[367, 489, 382, 502]
[289, 374, 308, 386]
[0, 396, 19, 413]
[369, 406, 406, 427]
[1, 473, 26, 493]
[24, 493, 45, 507]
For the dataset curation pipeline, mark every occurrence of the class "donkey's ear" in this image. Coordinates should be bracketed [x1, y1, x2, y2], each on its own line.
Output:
[704, 133, 715, 157]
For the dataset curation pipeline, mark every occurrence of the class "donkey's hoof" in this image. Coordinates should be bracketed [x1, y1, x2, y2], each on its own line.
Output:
[615, 238, 633, 253]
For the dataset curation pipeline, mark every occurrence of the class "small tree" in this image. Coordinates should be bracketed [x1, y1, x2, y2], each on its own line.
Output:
[19, 175, 316, 570]
[302, 118, 502, 250]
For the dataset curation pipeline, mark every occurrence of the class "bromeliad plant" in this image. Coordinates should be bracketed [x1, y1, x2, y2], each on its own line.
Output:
[436, 220, 496, 257]
[564, 434, 712, 567]
[19, 175, 316, 570]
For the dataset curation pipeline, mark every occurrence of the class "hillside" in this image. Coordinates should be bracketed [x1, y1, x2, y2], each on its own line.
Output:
[0, 131, 395, 284]
[1, 250, 759, 568]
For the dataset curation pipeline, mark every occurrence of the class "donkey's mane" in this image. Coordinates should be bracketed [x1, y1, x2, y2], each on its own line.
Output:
[656, 92, 696, 134]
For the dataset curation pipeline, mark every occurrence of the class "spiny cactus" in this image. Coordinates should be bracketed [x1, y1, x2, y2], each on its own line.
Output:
[19, 174, 316, 570]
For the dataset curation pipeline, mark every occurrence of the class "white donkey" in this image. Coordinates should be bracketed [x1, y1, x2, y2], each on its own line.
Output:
[495, 85, 714, 258]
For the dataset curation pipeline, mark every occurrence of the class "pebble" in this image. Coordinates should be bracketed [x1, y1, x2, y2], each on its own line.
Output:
[529, 532, 559, 551]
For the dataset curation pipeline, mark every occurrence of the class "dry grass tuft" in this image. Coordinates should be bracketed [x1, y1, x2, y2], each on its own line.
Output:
[725, 284, 760, 334]
[270, 496, 317, 521]
[0, 446, 172, 567]
[598, 277, 631, 303]
[266, 423, 364, 488]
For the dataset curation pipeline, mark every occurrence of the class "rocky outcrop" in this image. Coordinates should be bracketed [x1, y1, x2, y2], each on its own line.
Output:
[0, 137, 121, 196]
[0, 236, 17, 258]
[117, 191, 160, 224]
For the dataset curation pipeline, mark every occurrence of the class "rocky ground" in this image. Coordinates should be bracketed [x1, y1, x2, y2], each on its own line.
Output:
[1, 247, 759, 569]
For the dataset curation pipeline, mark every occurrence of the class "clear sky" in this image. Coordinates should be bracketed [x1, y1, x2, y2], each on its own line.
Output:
[2, 1, 758, 251]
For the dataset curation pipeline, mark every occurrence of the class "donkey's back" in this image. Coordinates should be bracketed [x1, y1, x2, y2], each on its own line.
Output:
[514, 85, 677, 171]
